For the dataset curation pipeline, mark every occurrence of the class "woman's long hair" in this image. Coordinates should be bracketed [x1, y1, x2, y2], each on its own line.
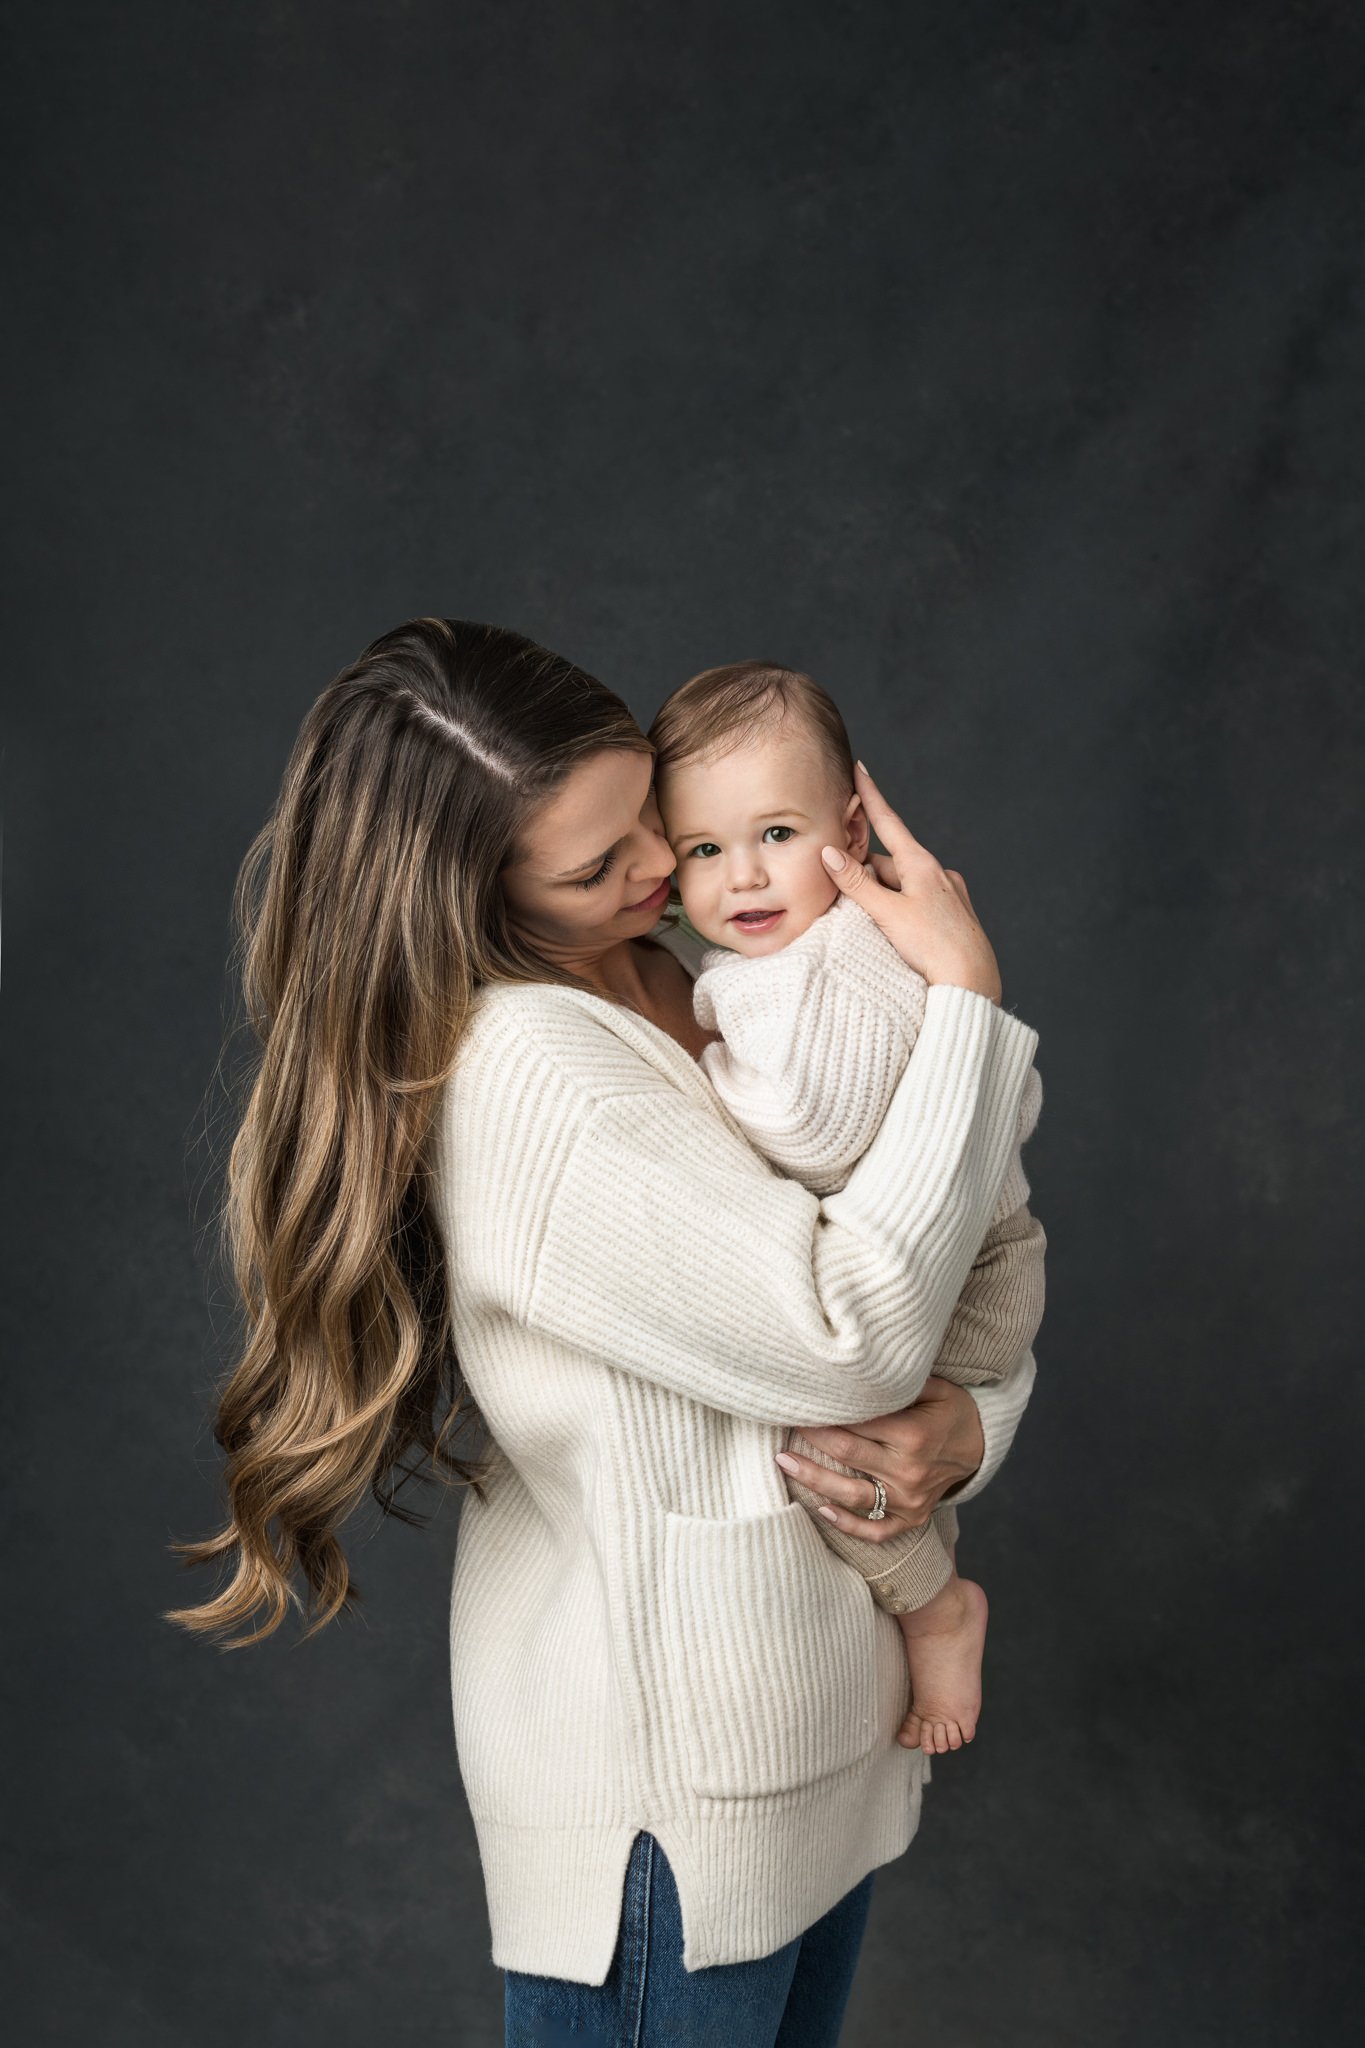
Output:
[164, 618, 654, 1649]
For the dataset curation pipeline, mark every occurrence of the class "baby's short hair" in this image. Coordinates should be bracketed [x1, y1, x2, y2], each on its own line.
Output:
[646, 661, 854, 803]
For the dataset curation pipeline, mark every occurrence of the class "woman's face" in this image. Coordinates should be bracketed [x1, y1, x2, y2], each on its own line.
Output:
[501, 746, 678, 969]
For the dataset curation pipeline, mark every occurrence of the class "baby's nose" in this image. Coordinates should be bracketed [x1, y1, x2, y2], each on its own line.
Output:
[727, 852, 765, 888]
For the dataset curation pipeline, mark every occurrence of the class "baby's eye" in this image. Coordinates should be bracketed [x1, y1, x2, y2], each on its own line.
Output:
[687, 842, 721, 860]
[763, 825, 795, 843]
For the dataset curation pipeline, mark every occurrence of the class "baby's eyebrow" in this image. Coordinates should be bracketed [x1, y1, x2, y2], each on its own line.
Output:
[672, 809, 812, 846]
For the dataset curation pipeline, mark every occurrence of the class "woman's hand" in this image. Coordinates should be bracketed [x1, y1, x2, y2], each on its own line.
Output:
[820, 761, 1003, 1003]
[779, 1379, 987, 1540]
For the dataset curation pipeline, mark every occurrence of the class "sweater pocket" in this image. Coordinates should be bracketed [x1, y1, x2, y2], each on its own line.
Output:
[661, 1498, 884, 1798]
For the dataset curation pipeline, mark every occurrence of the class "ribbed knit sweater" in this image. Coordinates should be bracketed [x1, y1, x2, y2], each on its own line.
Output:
[690, 891, 1042, 1211]
[688, 892, 1048, 1612]
[431, 908, 1041, 1980]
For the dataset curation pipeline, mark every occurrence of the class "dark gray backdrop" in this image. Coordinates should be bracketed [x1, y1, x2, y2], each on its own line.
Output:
[4, 3, 1361, 2043]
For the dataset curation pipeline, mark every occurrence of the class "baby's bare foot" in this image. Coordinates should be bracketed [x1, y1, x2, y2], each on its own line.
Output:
[894, 1573, 989, 1754]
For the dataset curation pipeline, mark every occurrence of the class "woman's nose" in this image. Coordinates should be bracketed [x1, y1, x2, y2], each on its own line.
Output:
[634, 820, 676, 876]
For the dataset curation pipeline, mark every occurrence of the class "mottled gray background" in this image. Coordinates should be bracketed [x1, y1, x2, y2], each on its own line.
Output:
[3, 2, 1361, 2042]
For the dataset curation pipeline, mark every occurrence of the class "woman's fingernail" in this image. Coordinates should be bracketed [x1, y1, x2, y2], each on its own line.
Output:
[818, 1505, 839, 1522]
[821, 846, 846, 869]
[774, 1452, 799, 1473]
[855, 758, 867, 773]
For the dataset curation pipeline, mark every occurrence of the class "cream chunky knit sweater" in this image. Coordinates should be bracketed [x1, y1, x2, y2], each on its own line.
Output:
[431, 909, 1041, 1980]
[689, 891, 1047, 1613]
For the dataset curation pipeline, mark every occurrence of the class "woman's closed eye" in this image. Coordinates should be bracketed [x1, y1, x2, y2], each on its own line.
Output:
[576, 851, 619, 889]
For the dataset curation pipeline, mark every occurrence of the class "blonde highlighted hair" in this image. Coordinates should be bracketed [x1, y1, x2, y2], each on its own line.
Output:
[164, 617, 654, 1648]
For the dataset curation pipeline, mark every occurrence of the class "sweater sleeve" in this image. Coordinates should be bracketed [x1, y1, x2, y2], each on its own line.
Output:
[990, 1063, 1044, 1225]
[690, 896, 926, 1197]
[933, 1199, 1047, 1383]
[942, 1345, 1037, 1508]
[778, 1202, 1046, 1615]
[516, 982, 1041, 1427]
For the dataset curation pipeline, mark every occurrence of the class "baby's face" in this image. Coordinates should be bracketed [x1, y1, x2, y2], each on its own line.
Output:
[657, 723, 868, 954]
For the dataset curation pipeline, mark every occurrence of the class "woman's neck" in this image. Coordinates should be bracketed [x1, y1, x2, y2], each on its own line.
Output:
[579, 935, 656, 1007]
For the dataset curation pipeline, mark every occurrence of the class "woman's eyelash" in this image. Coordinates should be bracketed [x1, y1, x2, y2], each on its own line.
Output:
[576, 851, 619, 889]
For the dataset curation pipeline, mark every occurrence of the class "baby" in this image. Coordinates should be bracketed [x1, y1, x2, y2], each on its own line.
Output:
[645, 661, 1046, 1755]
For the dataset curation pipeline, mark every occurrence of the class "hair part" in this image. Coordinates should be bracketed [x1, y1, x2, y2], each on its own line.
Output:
[646, 661, 855, 810]
[164, 617, 653, 1649]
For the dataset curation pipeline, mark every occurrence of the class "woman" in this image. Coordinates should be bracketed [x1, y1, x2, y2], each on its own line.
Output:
[166, 616, 1040, 2047]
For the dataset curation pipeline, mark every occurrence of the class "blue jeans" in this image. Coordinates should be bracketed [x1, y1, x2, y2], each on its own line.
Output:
[503, 1829, 875, 2047]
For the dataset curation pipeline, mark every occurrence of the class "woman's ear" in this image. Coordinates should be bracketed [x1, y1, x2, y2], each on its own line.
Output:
[842, 791, 871, 863]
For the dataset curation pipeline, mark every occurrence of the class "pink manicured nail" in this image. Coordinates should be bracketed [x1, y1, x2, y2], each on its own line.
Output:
[818, 1505, 839, 1522]
[821, 846, 845, 869]
[774, 1452, 799, 1473]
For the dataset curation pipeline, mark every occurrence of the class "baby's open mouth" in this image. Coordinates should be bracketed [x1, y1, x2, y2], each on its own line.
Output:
[731, 908, 784, 927]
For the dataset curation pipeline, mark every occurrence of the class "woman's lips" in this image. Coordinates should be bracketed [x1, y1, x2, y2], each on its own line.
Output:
[730, 908, 785, 932]
[627, 876, 672, 914]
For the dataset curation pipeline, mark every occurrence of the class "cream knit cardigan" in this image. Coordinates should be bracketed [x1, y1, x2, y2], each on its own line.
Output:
[431, 908, 1040, 1980]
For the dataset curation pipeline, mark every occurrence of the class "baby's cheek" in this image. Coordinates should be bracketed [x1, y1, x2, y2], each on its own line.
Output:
[784, 862, 842, 935]
[673, 872, 727, 947]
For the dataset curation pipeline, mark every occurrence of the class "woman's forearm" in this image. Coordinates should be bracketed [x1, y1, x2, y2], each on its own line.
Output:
[776, 1348, 1037, 1540]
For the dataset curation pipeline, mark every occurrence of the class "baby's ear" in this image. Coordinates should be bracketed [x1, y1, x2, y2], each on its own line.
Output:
[842, 790, 871, 862]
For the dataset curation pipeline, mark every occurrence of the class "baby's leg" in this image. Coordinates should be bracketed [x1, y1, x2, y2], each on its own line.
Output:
[895, 1561, 989, 1754]
[777, 1431, 989, 1752]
